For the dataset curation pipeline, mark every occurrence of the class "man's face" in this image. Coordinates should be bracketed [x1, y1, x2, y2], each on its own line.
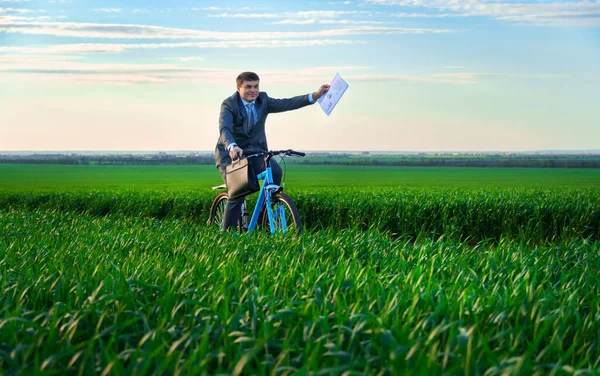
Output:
[237, 80, 259, 102]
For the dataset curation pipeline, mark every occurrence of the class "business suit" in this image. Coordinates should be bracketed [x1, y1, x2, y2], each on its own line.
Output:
[215, 91, 313, 230]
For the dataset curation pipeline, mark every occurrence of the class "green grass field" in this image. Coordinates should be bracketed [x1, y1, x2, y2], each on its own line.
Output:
[1, 164, 599, 374]
[1, 164, 599, 191]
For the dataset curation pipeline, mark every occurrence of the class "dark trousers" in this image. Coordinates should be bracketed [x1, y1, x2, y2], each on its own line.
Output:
[218, 157, 282, 231]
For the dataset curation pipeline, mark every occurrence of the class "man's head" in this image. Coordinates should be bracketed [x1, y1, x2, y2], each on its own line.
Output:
[236, 71, 260, 102]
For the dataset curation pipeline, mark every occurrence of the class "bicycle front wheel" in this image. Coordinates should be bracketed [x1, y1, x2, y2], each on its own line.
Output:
[261, 192, 302, 234]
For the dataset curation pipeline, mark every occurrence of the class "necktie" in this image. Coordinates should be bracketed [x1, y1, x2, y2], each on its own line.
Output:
[246, 103, 254, 132]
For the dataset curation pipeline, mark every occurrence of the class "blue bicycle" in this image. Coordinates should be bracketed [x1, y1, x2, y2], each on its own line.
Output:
[208, 149, 304, 234]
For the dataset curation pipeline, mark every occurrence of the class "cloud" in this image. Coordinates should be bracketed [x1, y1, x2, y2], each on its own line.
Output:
[186, 6, 267, 11]
[0, 39, 360, 54]
[0, 10, 67, 22]
[0, 54, 82, 63]
[210, 10, 372, 20]
[288, 10, 371, 18]
[0, 56, 569, 86]
[95, 8, 122, 13]
[208, 9, 388, 26]
[175, 56, 205, 62]
[365, 0, 600, 27]
[434, 72, 571, 80]
[209, 12, 280, 18]
[159, 56, 206, 62]
[273, 19, 383, 25]
[320, 19, 384, 25]
[392, 12, 472, 18]
[0, 19, 455, 39]
[346, 73, 474, 84]
[0, 61, 371, 85]
[273, 19, 318, 25]
[0, 7, 33, 13]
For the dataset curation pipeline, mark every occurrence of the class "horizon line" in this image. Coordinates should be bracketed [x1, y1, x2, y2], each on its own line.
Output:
[2, 149, 600, 154]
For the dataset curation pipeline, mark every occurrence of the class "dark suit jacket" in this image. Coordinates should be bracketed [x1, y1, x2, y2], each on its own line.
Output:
[215, 91, 312, 169]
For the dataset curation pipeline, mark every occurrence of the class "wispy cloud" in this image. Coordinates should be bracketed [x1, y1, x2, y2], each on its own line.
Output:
[94, 8, 121, 13]
[0, 60, 370, 85]
[0, 19, 455, 39]
[209, 10, 379, 25]
[0, 54, 83, 63]
[0, 58, 199, 72]
[0, 7, 33, 13]
[365, 0, 600, 27]
[316, 19, 384, 25]
[392, 12, 472, 18]
[0, 56, 570, 86]
[0, 40, 360, 54]
[273, 18, 383, 25]
[434, 72, 570, 80]
[174, 56, 205, 62]
[157, 56, 207, 62]
[344, 71, 571, 85]
[209, 12, 280, 18]
[209, 10, 371, 19]
[272, 19, 317, 25]
[0, 70, 563, 86]
[187, 6, 264, 11]
[0, 10, 67, 22]
[346, 73, 474, 84]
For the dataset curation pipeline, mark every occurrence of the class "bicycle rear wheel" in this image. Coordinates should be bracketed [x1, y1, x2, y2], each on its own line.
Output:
[208, 192, 245, 232]
[208, 192, 228, 229]
[261, 192, 302, 234]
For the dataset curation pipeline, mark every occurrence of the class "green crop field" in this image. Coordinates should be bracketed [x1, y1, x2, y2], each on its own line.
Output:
[1, 164, 599, 374]
[1, 164, 600, 191]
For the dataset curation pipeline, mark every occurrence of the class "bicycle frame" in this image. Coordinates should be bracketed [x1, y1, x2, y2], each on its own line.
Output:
[247, 162, 285, 233]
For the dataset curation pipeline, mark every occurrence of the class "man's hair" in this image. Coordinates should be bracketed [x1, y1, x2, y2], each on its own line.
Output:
[236, 72, 260, 87]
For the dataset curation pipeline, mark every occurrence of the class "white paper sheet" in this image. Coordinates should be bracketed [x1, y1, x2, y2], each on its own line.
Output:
[318, 73, 348, 116]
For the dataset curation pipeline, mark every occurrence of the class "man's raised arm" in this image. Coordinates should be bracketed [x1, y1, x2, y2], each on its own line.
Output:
[267, 84, 330, 113]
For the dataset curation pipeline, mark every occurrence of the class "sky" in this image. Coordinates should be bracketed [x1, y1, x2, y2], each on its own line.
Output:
[0, 0, 599, 152]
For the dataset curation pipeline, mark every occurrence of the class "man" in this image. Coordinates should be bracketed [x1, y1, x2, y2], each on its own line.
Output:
[215, 71, 330, 230]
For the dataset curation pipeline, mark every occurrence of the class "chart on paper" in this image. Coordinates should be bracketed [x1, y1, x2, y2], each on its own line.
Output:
[318, 73, 349, 116]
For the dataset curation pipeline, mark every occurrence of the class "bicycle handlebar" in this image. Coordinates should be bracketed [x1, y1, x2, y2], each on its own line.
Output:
[244, 149, 305, 159]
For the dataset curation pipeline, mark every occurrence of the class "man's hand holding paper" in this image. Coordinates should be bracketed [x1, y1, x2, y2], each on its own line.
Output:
[312, 84, 331, 101]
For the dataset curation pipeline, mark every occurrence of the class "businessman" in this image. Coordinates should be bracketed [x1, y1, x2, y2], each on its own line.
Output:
[215, 71, 330, 231]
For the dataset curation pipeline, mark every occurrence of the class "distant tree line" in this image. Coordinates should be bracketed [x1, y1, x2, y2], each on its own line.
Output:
[289, 157, 600, 168]
[1, 154, 599, 168]
[0, 154, 215, 165]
